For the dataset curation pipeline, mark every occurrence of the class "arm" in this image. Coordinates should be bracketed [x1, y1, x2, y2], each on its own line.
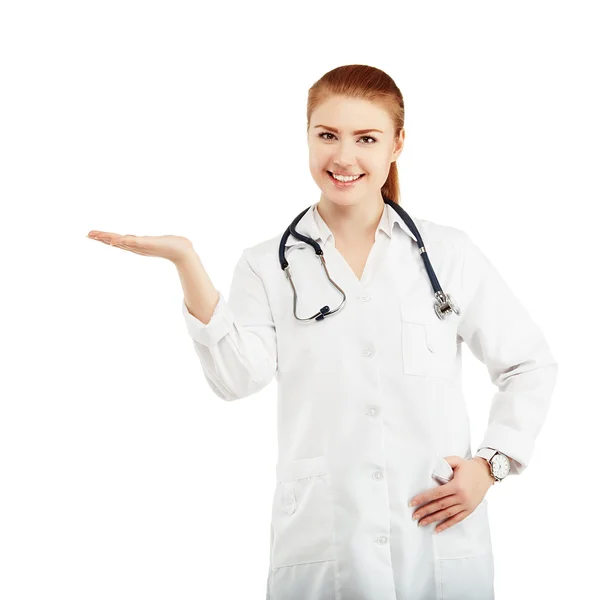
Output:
[457, 232, 558, 476]
[176, 249, 277, 401]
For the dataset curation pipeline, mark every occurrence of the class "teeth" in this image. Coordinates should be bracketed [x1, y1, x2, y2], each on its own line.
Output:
[331, 172, 362, 182]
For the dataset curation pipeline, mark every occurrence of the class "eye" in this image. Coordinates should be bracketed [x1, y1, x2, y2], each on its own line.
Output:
[317, 132, 378, 144]
[318, 132, 336, 141]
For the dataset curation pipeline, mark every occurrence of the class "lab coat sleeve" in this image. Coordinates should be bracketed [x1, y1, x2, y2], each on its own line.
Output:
[181, 248, 277, 401]
[457, 232, 558, 476]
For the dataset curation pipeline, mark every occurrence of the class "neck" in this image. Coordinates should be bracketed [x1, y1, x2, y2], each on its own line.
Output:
[316, 194, 385, 245]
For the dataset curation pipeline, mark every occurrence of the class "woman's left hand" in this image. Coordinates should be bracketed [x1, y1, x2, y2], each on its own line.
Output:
[409, 456, 495, 534]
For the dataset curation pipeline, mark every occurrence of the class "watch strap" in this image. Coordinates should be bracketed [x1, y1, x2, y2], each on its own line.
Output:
[475, 447, 497, 461]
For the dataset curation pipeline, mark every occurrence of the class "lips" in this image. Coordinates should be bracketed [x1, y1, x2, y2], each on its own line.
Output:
[326, 170, 365, 188]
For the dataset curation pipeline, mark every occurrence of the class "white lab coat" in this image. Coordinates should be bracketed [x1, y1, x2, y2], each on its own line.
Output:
[181, 201, 558, 600]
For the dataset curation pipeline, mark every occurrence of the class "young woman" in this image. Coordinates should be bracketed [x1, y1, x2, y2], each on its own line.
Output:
[87, 64, 558, 600]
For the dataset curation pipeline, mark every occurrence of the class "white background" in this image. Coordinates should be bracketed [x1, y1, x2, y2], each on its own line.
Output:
[1, 1, 597, 598]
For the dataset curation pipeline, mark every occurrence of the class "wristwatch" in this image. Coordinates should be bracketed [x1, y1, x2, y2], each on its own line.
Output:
[475, 447, 511, 482]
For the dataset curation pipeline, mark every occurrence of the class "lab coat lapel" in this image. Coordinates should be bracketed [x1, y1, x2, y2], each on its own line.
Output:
[384, 211, 428, 306]
[390, 241, 427, 302]
[282, 200, 427, 300]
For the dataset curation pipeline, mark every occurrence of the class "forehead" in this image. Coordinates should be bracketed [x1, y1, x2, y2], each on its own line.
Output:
[310, 96, 392, 130]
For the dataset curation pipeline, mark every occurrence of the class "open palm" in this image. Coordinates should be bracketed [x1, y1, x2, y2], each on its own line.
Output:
[87, 230, 193, 263]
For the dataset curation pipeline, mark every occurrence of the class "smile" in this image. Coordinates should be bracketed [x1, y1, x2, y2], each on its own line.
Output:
[327, 171, 365, 188]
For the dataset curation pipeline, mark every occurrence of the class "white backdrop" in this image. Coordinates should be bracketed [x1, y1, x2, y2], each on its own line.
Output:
[1, 1, 597, 598]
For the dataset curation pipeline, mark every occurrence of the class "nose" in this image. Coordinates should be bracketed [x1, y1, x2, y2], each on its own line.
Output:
[332, 141, 358, 169]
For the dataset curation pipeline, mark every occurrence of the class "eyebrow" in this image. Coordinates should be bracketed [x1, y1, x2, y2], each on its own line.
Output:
[313, 125, 384, 135]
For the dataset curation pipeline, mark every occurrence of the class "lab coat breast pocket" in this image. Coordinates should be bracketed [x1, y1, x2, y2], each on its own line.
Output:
[400, 300, 459, 379]
[431, 457, 495, 600]
[271, 455, 336, 570]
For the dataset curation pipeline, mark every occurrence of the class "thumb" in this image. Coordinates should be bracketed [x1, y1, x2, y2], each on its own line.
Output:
[443, 455, 464, 469]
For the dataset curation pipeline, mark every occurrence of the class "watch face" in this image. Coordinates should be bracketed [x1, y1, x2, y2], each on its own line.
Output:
[491, 454, 510, 479]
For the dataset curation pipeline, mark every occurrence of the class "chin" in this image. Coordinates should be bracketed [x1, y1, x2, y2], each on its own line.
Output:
[320, 194, 362, 207]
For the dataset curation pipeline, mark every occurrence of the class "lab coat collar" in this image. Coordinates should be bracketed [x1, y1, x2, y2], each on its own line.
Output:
[284, 200, 418, 248]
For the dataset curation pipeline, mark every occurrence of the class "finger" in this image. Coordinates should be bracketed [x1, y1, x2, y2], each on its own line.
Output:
[434, 509, 470, 534]
[110, 242, 131, 251]
[119, 235, 144, 249]
[417, 500, 463, 527]
[111, 242, 152, 256]
[116, 235, 163, 257]
[114, 236, 151, 254]
[411, 480, 456, 508]
[87, 230, 119, 239]
[96, 234, 129, 247]
[112, 234, 139, 249]
[88, 233, 117, 244]
[92, 237, 113, 245]
[413, 493, 461, 521]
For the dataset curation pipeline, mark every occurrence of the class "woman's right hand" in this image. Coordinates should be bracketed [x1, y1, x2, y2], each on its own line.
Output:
[86, 231, 194, 264]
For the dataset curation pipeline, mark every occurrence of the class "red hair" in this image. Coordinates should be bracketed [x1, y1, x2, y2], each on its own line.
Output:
[306, 64, 405, 205]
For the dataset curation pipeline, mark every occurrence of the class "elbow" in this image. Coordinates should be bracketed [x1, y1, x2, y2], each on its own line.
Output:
[229, 368, 276, 401]
[495, 345, 559, 390]
[217, 361, 276, 402]
[231, 346, 277, 400]
[193, 330, 277, 401]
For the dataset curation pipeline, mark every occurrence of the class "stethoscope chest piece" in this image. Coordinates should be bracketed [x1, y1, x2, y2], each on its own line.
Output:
[433, 291, 460, 320]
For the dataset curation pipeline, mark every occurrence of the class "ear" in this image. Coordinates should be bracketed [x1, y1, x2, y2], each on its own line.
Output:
[391, 128, 405, 161]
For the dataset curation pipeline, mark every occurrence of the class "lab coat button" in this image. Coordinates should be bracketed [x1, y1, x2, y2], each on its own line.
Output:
[367, 407, 377, 417]
[377, 535, 388, 545]
[360, 294, 371, 301]
[363, 347, 374, 357]
[372, 470, 384, 480]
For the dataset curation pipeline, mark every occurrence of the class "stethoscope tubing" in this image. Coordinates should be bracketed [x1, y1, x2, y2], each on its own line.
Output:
[278, 197, 460, 321]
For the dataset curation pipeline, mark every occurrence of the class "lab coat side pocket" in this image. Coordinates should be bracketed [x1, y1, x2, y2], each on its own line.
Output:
[431, 457, 495, 600]
[271, 455, 336, 570]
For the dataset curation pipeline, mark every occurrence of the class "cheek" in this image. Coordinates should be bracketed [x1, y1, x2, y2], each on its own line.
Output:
[308, 159, 325, 177]
[308, 156, 332, 177]
[365, 159, 389, 181]
[307, 148, 325, 169]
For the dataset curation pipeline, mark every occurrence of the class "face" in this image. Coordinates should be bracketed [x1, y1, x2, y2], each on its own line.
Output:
[307, 95, 404, 207]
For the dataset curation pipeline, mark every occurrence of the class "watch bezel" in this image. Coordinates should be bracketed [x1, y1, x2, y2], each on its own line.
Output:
[490, 452, 510, 480]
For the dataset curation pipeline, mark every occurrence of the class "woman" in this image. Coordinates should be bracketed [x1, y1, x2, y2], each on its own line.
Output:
[87, 65, 558, 600]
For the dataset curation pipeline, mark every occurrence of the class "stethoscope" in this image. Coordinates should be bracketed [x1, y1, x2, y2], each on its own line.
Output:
[278, 196, 460, 322]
